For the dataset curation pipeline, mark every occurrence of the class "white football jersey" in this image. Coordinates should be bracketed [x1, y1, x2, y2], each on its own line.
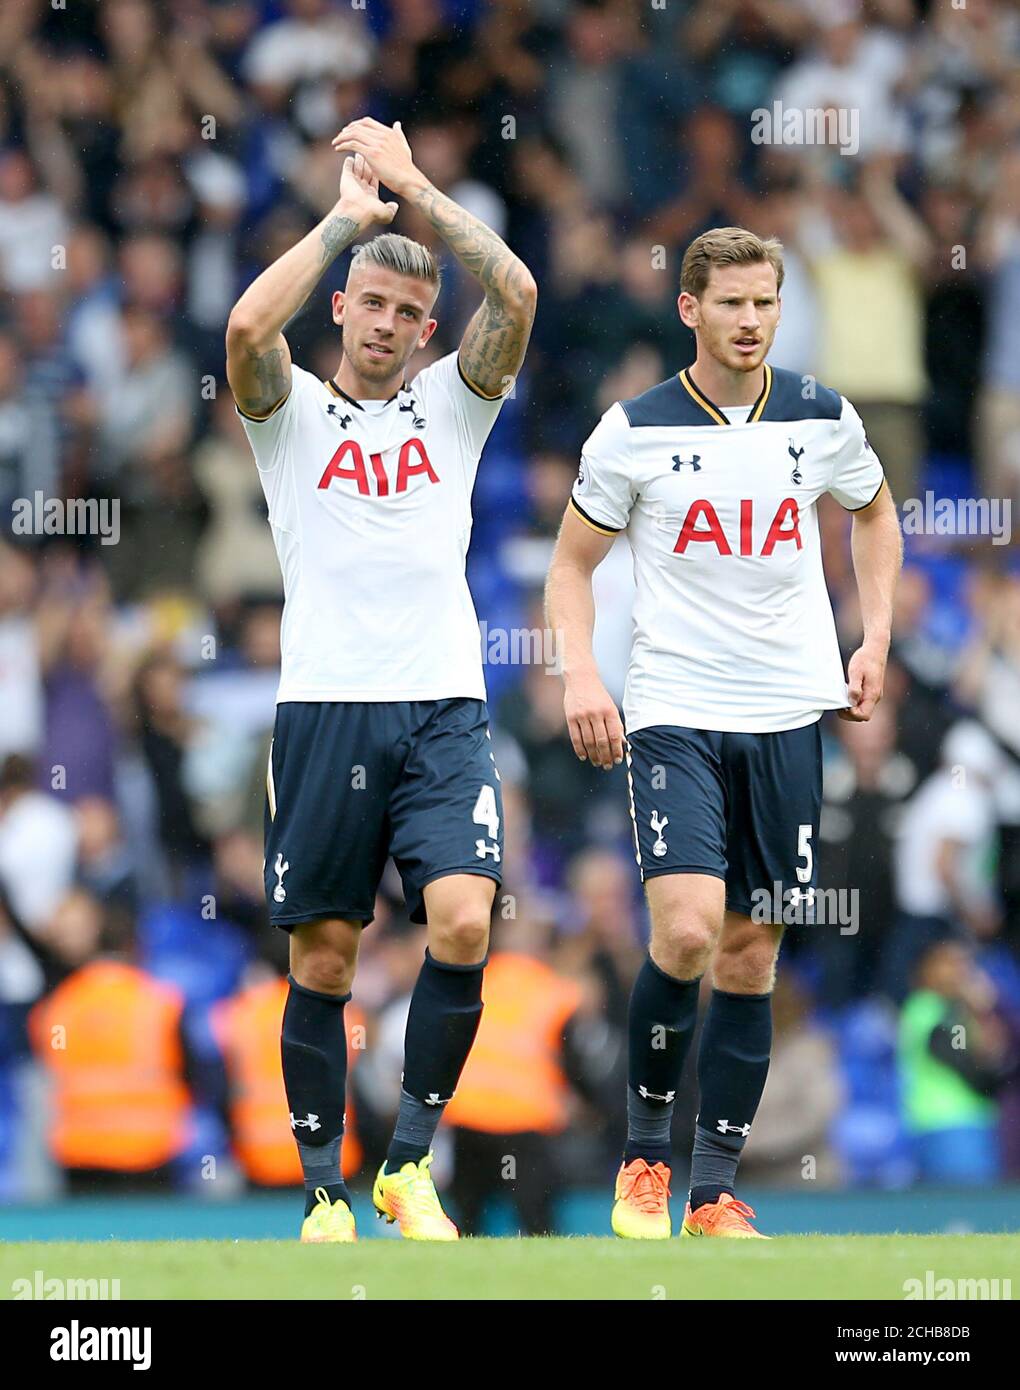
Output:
[240, 351, 503, 703]
[571, 364, 886, 734]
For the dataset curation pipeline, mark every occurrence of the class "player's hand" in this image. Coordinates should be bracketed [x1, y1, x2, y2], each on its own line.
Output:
[563, 672, 625, 770]
[332, 118, 420, 198]
[336, 152, 399, 231]
[838, 643, 886, 722]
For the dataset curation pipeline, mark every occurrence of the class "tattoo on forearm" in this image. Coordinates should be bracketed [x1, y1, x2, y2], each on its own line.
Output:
[459, 300, 528, 396]
[239, 343, 289, 416]
[320, 214, 360, 265]
[411, 183, 534, 393]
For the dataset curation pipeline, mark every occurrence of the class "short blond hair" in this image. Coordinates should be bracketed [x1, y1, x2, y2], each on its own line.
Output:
[680, 227, 784, 298]
[349, 233, 442, 292]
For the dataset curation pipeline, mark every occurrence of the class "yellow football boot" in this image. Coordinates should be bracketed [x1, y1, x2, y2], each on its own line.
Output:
[611, 1158, 672, 1239]
[681, 1192, 769, 1239]
[300, 1187, 357, 1243]
[372, 1153, 459, 1241]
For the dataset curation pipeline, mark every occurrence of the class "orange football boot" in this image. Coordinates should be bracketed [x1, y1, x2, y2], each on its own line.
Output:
[681, 1192, 769, 1239]
[611, 1158, 672, 1239]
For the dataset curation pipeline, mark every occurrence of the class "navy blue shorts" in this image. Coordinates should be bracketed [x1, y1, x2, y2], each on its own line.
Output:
[625, 722, 822, 921]
[264, 698, 503, 928]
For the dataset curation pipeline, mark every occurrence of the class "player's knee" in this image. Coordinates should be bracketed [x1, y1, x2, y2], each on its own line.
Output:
[713, 939, 778, 995]
[290, 940, 356, 996]
[653, 916, 717, 976]
[429, 911, 490, 965]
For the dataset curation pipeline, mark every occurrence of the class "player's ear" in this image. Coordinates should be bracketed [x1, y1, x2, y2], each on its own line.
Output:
[677, 292, 699, 330]
[332, 290, 345, 326]
[418, 317, 438, 349]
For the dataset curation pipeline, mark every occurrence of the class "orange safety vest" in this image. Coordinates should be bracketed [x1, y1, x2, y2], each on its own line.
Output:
[211, 978, 363, 1185]
[29, 960, 190, 1172]
[444, 953, 582, 1135]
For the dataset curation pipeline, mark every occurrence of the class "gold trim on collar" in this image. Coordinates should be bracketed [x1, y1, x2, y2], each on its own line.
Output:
[750, 363, 772, 422]
[678, 364, 772, 425]
[678, 368, 727, 425]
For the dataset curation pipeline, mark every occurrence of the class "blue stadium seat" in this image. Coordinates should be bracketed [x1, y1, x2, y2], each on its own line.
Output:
[138, 903, 252, 1006]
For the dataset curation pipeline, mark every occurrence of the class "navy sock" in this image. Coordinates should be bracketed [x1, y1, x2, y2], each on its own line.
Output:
[690, 988, 772, 1209]
[623, 956, 701, 1165]
[386, 949, 484, 1169]
[281, 975, 352, 1215]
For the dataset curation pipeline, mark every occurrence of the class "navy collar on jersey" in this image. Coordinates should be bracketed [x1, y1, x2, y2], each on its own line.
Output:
[678, 363, 772, 426]
[325, 378, 409, 409]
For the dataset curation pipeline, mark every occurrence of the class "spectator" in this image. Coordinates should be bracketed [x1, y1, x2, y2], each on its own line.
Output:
[898, 940, 1014, 1184]
[0, 755, 78, 936]
[884, 721, 1002, 1002]
[445, 911, 587, 1235]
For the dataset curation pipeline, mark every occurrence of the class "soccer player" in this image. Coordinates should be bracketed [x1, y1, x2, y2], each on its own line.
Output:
[545, 228, 901, 1238]
[226, 119, 536, 1242]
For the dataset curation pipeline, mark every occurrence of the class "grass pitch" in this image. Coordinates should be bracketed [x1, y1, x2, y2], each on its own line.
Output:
[1, 1235, 1017, 1300]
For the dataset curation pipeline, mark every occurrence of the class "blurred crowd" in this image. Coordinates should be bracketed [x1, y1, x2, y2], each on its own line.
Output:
[2, 0, 1020, 1226]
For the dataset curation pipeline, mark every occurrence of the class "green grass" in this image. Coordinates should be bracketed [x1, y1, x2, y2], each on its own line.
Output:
[1, 1235, 1017, 1300]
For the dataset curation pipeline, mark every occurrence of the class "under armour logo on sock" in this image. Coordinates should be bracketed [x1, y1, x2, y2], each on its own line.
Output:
[424, 1092, 452, 1106]
[717, 1119, 751, 1137]
[291, 1112, 321, 1131]
[638, 1085, 676, 1103]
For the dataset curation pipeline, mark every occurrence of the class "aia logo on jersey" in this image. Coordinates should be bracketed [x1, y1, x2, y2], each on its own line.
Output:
[673, 498, 802, 556]
[317, 438, 439, 496]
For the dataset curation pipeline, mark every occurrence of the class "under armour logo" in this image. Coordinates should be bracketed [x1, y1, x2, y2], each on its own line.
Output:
[475, 839, 500, 862]
[717, 1119, 751, 1137]
[424, 1092, 451, 1106]
[672, 454, 702, 472]
[788, 438, 805, 485]
[638, 1085, 676, 1103]
[400, 399, 426, 429]
[788, 886, 815, 908]
[290, 1112, 321, 1131]
[650, 810, 669, 858]
[273, 852, 289, 903]
[327, 403, 352, 428]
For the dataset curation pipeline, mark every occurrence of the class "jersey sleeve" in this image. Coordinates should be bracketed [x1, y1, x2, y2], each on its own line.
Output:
[413, 350, 506, 462]
[236, 364, 317, 473]
[237, 365, 318, 520]
[570, 403, 635, 535]
[828, 398, 886, 511]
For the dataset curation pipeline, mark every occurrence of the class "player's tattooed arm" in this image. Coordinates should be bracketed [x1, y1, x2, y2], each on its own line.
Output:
[226, 154, 396, 417]
[320, 213, 360, 264]
[230, 337, 292, 420]
[332, 119, 538, 397]
[412, 182, 537, 396]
